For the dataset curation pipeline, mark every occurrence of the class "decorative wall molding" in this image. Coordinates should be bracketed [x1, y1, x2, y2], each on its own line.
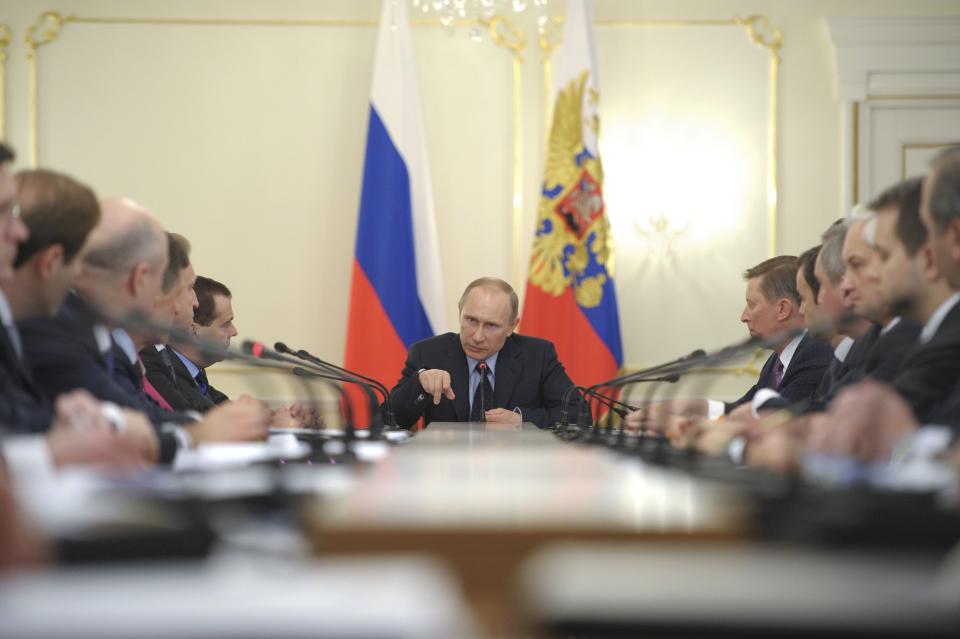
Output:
[828, 15, 960, 101]
[828, 16, 960, 209]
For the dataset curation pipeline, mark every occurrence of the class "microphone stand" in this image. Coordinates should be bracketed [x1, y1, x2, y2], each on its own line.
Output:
[275, 343, 402, 435]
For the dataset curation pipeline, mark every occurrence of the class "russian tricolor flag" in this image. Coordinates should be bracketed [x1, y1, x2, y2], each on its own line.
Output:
[344, 0, 445, 426]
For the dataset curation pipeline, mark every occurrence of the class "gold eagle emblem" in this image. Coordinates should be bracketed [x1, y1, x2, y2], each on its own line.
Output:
[528, 70, 613, 309]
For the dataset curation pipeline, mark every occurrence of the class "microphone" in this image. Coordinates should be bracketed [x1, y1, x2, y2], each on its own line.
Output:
[95, 305, 333, 450]
[243, 340, 383, 441]
[576, 375, 680, 442]
[478, 361, 488, 423]
[274, 342, 398, 431]
[555, 349, 705, 434]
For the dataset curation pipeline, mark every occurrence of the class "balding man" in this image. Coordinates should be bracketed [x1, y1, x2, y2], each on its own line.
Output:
[390, 277, 577, 429]
[20, 197, 269, 463]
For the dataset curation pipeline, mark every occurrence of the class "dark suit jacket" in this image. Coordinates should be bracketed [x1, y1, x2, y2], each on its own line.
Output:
[726, 332, 833, 413]
[891, 301, 960, 424]
[18, 293, 191, 462]
[861, 319, 923, 383]
[0, 324, 53, 434]
[390, 332, 577, 429]
[141, 346, 228, 413]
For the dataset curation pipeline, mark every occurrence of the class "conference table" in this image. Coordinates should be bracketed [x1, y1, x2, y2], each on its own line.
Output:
[307, 421, 748, 634]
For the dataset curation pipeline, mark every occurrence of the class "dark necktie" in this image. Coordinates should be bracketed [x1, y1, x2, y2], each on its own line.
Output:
[103, 346, 115, 377]
[470, 361, 493, 422]
[195, 369, 209, 396]
[771, 357, 785, 390]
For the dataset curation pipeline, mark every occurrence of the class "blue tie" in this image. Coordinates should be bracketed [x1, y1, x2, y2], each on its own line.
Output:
[195, 369, 209, 396]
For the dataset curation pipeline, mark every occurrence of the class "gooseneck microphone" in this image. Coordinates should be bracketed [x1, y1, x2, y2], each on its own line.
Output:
[274, 342, 397, 430]
[243, 340, 384, 440]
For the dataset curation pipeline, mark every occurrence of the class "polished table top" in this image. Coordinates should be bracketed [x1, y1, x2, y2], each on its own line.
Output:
[311, 422, 744, 534]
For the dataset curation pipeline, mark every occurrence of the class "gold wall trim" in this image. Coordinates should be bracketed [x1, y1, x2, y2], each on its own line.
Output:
[23, 10, 525, 224]
[852, 102, 860, 205]
[538, 14, 782, 259]
[0, 23, 11, 139]
[868, 94, 960, 101]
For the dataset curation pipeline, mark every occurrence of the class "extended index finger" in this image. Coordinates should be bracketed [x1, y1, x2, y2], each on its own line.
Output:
[442, 372, 455, 400]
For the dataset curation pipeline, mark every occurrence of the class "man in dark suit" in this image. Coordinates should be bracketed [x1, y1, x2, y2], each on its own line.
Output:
[143, 272, 232, 412]
[0, 168, 108, 435]
[870, 176, 960, 423]
[0, 153, 45, 433]
[390, 277, 577, 429]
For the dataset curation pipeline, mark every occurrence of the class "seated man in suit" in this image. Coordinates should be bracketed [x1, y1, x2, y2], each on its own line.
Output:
[844, 200, 921, 384]
[140, 232, 212, 412]
[390, 277, 577, 429]
[144, 272, 232, 411]
[870, 174, 960, 423]
[19, 196, 269, 463]
[625, 256, 833, 433]
[187, 275, 236, 405]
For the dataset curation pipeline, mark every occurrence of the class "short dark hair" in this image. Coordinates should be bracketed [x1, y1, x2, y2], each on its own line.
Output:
[194, 275, 232, 326]
[0, 142, 14, 165]
[744, 255, 800, 306]
[797, 245, 822, 301]
[13, 169, 101, 268]
[927, 145, 960, 230]
[458, 277, 519, 321]
[161, 232, 191, 293]
[869, 177, 926, 257]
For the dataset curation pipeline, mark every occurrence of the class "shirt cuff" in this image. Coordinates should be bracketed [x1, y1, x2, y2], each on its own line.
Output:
[891, 425, 953, 464]
[706, 400, 725, 420]
[751, 389, 782, 417]
[2, 435, 56, 483]
[727, 436, 747, 465]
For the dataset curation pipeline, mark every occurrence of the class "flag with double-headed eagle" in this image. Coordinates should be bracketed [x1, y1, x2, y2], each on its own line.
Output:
[520, 0, 622, 387]
[344, 0, 445, 427]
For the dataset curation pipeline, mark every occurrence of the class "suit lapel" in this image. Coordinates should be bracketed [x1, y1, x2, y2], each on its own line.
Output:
[166, 348, 198, 389]
[0, 325, 42, 400]
[444, 335, 470, 421]
[493, 335, 521, 408]
[757, 350, 778, 387]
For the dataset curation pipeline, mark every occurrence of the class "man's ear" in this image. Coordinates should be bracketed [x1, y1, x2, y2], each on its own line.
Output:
[511, 316, 520, 333]
[777, 298, 793, 321]
[36, 244, 64, 280]
[128, 261, 149, 298]
[949, 218, 960, 263]
[921, 244, 942, 282]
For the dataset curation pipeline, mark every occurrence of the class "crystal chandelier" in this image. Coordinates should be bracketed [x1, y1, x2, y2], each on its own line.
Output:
[412, 0, 551, 41]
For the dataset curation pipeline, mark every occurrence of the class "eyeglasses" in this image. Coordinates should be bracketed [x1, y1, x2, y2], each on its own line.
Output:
[0, 201, 21, 227]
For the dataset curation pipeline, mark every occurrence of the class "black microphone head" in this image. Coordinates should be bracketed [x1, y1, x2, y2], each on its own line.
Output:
[297, 349, 311, 359]
[274, 341, 291, 354]
[687, 349, 707, 360]
[662, 373, 681, 383]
